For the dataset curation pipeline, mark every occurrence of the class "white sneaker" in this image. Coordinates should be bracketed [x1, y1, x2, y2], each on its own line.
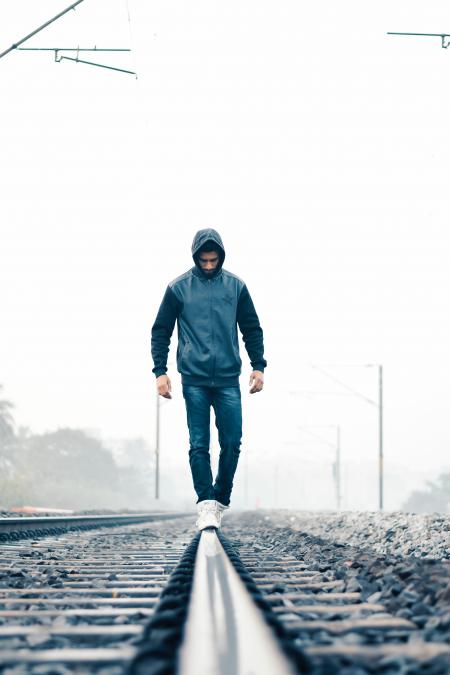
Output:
[215, 500, 229, 514]
[196, 500, 221, 531]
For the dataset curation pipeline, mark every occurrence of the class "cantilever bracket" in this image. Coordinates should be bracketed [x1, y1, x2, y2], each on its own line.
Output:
[388, 31, 450, 51]
[58, 54, 135, 75]
[18, 46, 136, 76]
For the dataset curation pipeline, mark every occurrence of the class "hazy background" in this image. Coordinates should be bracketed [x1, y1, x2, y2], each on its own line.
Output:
[1, 1, 449, 512]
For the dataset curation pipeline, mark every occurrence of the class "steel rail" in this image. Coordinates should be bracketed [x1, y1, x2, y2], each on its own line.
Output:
[177, 529, 296, 675]
[0, 512, 187, 535]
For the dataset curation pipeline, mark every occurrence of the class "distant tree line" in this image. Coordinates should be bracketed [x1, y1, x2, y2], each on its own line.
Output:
[402, 473, 450, 514]
[0, 384, 155, 511]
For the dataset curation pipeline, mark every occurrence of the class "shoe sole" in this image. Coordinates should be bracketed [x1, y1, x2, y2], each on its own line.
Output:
[198, 524, 219, 531]
[196, 516, 221, 530]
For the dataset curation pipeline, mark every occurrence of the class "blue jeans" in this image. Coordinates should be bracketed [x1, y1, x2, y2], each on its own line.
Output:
[182, 385, 242, 506]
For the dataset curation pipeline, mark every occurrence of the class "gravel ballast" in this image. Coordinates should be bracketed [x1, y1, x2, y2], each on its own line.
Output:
[274, 510, 450, 560]
[222, 510, 450, 674]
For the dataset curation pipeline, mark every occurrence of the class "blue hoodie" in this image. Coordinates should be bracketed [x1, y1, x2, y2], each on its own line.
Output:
[151, 228, 267, 387]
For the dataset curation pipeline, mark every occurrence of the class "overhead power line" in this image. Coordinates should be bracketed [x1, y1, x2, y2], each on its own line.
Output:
[0, 0, 85, 60]
[310, 364, 378, 406]
[388, 32, 450, 49]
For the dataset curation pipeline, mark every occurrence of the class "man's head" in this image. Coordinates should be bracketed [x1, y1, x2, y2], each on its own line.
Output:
[197, 242, 221, 276]
[192, 229, 225, 277]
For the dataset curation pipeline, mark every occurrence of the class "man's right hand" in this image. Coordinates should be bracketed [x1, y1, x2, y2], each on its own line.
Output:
[156, 375, 172, 399]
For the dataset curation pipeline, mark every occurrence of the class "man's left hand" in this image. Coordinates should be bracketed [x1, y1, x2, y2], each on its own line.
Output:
[249, 370, 264, 394]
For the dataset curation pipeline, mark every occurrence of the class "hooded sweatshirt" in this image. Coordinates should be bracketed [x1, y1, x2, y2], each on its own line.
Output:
[151, 228, 267, 387]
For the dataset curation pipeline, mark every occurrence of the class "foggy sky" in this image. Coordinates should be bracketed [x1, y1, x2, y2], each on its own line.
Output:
[1, 1, 449, 511]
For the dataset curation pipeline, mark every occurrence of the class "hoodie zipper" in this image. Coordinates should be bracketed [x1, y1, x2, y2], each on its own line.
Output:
[209, 278, 215, 386]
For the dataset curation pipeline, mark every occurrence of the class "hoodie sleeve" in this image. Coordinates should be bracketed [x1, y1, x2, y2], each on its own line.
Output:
[236, 285, 267, 372]
[151, 286, 181, 377]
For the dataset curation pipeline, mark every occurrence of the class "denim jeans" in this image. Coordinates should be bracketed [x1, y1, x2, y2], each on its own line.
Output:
[182, 385, 242, 506]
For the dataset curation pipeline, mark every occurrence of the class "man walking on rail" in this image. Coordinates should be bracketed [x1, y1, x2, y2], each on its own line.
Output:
[151, 229, 267, 530]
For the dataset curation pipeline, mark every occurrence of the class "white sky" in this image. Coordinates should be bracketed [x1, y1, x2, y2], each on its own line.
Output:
[1, 1, 449, 511]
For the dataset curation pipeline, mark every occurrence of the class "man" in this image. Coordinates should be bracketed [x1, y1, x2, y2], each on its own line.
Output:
[151, 229, 266, 530]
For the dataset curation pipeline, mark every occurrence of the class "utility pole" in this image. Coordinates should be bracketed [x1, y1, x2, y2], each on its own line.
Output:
[155, 393, 160, 500]
[309, 364, 384, 511]
[336, 425, 341, 511]
[154, 363, 173, 500]
[378, 364, 383, 511]
[297, 425, 342, 510]
[244, 449, 249, 508]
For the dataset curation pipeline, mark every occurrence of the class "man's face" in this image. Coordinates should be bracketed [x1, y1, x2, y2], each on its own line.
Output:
[198, 250, 220, 275]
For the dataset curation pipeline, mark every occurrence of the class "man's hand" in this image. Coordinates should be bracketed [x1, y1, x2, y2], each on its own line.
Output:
[156, 374, 172, 399]
[249, 370, 264, 394]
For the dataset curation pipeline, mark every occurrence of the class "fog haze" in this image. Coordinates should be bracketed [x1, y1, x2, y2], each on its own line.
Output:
[1, 1, 449, 512]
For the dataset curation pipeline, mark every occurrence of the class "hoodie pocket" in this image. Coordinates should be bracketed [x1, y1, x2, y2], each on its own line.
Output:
[214, 336, 241, 379]
[180, 341, 190, 369]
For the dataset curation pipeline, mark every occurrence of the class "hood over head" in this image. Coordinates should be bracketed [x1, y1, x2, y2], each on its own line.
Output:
[192, 228, 225, 273]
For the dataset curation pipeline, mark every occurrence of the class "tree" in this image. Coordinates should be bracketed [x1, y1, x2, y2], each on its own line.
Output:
[0, 387, 156, 510]
[0, 385, 15, 442]
[112, 437, 154, 508]
[402, 472, 450, 514]
[17, 428, 121, 509]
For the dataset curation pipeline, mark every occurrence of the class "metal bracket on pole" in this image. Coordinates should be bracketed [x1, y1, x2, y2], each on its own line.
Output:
[18, 47, 136, 76]
[388, 31, 450, 50]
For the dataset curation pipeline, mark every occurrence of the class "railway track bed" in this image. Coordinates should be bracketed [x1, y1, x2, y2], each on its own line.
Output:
[0, 513, 192, 673]
[223, 511, 450, 674]
[0, 510, 449, 673]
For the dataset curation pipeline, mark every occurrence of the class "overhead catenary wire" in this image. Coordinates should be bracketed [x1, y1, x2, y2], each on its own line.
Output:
[310, 364, 378, 406]
[0, 0, 86, 60]
[298, 426, 337, 449]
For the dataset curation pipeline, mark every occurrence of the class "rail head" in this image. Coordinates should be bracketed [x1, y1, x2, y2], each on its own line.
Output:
[178, 529, 296, 675]
[0, 512, 189, 536]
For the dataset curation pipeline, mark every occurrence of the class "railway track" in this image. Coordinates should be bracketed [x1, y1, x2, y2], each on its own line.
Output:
[0, 511, 449, 673]
[224, 516, 450, 674]
[0, 513, 191, 673]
